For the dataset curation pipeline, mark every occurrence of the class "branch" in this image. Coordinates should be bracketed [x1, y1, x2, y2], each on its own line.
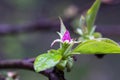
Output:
[0, 58, 66, 80]
[102, 0, 120, 5]
[0, 1, 120, 36]
[0, 20, 120, 36]
[0, 18, 73, 36]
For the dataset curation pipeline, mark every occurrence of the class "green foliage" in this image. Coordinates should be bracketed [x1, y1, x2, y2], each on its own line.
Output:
[76, 0, 101, 41]
[86, 0, 101, 35]
[34, 0, 120, 75]
[66, 57, 74, 72]
[6, 77, 14, 80]
[56, 60, 68, 71]
[34, 53, 62, 72]
[93, 32, 102, 38]
[34, 42, 75, 72]
[73, 38, 120, 54]
[62, 43, 74, 58]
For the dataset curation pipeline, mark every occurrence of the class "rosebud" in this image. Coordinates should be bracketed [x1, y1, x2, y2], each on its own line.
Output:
[51, 29, 72, 46]
[62, 30, 71, 42]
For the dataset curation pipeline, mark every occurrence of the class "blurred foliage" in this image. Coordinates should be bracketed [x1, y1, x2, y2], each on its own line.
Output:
[0, 0, 120, 24]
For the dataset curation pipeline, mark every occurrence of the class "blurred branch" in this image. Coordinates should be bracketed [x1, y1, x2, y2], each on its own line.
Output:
[101, 0, 120, 5]
[0, 2, 120, 36]
[0, 18, 73, 36]
[0, 18, 120, 37]
[0, 58, 66, 80]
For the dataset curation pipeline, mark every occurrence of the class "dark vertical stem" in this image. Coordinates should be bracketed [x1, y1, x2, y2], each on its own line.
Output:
[49, 67, 66, 80]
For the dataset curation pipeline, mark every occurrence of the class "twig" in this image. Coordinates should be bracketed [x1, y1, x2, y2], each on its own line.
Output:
[0, 19, 120, 36]
[0, 58, 66, 80]
[0, 18, 73, 36]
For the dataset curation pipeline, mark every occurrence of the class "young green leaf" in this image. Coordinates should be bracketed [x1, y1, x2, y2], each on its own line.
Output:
[79, 15, 86, 29]
[34, 53, 62, 72]
[73, 38, 120, 54]
[76, 15, 86, 35]
[56, 60, 68, 71]
[86, 0, 101, 34]
[63, 42, 74, 57]
[93, 32, 102, 38]
[66, 57, 74, 72]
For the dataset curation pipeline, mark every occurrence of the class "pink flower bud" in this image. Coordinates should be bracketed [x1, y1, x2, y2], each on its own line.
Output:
[62, 30, 71, 42]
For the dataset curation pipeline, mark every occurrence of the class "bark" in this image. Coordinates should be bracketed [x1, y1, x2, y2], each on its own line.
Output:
[0, 58, 66, 80]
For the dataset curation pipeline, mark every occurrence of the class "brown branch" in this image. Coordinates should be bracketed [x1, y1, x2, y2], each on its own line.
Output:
[0, 19, 120, 37]
[0, 2, 120, 36]
[0, 58, 66, 80]
[101, 0, 120, 5]
[0, 18, 73, 36]
[0, 2, 119, 36]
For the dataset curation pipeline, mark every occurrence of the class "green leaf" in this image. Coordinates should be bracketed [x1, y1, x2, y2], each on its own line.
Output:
[86, 0, 101, 34]
[76, 28, 83, 35]
[6, 77, 14, 80]
[93, 32, 102, 38]
[63, 42, 74, 57]
[66, 57, 74, 72]
[56, 60, 68, 71]
[98, 38, 119, 46]
[34, 53, 62, 72]
[73, 38, 120, 54]
[79, 15, 86, 29]
[76, 15, 86, 35]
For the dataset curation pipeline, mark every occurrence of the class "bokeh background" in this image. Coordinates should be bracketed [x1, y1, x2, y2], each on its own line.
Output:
[0, 0, 120, 80]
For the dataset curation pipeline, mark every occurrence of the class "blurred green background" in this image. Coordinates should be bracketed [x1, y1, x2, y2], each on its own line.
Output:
[0, 0, 120, 80]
